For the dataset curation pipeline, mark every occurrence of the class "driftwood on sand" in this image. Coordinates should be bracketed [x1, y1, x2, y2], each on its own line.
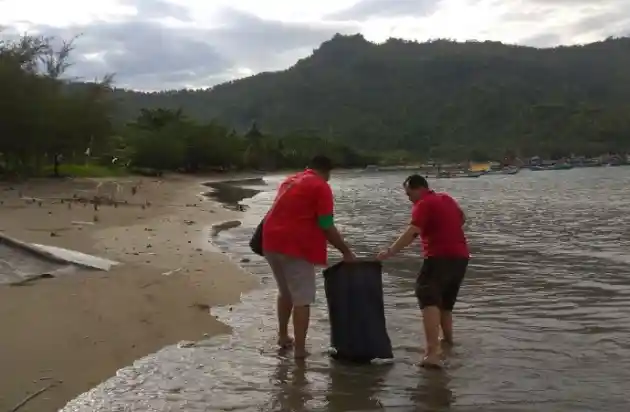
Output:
[8, 381, 59, 412]
[8, 273, 55, 287]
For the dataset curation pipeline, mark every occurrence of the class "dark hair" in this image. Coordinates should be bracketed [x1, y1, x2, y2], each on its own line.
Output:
[404, 174, 429, 189]
[309, 155, 334, 172]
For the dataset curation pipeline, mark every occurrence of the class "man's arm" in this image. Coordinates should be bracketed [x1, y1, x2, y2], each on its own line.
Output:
[384, 224, 421, 256]
[322, 223, 353, 257]
[315, 184, 354, 259]
[378, 201, 427, 260]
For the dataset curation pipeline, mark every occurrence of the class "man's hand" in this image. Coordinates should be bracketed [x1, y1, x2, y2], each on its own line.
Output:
[376, 248, 393, 261]
[342, 250, 356, 262]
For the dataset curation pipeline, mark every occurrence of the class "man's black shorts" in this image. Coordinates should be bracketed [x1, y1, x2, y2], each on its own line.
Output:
[415, 257, 469, 311]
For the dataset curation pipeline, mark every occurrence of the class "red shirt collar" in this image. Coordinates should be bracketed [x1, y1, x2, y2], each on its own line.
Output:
[303, 168, 324, 180]
[416, 189, 435, 203]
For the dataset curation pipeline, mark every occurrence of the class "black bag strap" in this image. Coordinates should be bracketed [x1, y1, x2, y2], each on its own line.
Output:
[265, 173, 306, 216]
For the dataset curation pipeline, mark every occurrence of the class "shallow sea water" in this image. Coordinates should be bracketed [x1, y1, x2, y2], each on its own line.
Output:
[63, 168, 630, 412]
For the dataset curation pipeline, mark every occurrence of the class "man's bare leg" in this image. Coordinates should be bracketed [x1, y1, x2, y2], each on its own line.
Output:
[292, 305, 311, 358]
[440, 310, 454, 345]
[421, 306, 442, 367]
[277, 294, 294, 348]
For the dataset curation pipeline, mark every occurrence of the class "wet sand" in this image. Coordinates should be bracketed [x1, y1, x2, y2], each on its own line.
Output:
[0, 175, 259, 412]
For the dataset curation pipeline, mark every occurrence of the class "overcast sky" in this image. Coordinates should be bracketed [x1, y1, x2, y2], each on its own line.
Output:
[0, 0, 627, 90]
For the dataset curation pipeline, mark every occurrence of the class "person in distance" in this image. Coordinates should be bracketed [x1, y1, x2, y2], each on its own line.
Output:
[263, 155, 355, 359]
[377, 174, 469, 368]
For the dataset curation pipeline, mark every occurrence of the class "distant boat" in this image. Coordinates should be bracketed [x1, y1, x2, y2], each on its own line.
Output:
[606, 157, 624, 167]
[501, 166, 520, 175]
[364, 165, 379, 171]
[485, 166, 520, 175]
[529, 165, 548, 171]
[468, 162, 492, 173]
[529, 162, 573, 171]
[529, 165, 554, 171]
[579, 161, 603, 168]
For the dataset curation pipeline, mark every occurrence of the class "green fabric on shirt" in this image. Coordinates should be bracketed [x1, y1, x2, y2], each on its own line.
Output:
[318, 214, 334, 229]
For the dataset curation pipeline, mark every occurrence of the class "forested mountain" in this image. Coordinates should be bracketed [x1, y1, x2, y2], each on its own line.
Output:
[110, 34, 630, 159]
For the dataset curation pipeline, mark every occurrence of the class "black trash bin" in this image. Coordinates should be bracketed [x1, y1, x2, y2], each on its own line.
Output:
[323, 260, 393, 363]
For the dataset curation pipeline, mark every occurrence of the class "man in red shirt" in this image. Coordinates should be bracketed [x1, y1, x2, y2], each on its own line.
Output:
[263, 155, 355, 359]
[377, 174, 469, 368]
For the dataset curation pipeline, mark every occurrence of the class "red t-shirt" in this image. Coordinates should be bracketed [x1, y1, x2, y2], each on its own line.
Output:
[411, 191, 469, 258]
[262, 169, 333, 265]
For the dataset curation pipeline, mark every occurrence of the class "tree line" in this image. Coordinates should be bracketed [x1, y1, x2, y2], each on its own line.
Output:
[0, 35, 114, 176]
[0, 34, 374, 178]
[5, 32, 629, 175]
[110, 34, 630, 160]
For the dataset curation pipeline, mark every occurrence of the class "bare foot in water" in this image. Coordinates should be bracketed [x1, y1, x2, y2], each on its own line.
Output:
[420, 354, 443, 369]
[278, 336, 294, 350]
[294, 349, 310, 359]
[440, 337, 453, 346]
[439, 338, 453, 357]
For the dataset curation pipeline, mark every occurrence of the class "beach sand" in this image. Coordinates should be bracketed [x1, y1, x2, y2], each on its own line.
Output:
[0, 175, 259, 412]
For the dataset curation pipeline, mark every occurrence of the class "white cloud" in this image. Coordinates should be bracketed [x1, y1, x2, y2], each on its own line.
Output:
[0, 0, 136, 26]
[1, 0, 628, 90]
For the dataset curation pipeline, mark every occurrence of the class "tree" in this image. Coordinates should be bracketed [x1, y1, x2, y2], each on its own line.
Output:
[0, 34, 115, 176]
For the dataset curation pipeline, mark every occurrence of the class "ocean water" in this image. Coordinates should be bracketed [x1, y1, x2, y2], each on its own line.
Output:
[63, 168, 630, 412]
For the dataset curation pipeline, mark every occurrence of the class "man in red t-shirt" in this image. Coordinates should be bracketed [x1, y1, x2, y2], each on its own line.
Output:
[263, 155, 355, 358]
[377, 174, 469, 368]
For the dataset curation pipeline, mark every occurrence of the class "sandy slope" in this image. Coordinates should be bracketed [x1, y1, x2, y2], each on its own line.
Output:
[0, 174, 258, 412]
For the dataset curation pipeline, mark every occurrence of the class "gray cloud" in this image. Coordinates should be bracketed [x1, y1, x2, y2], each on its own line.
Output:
[28, 21, 230, 90]
[501, 0, 628, 21]
[522, 32, 563, 48]
[122, 0, 192, 21]
[568, 8, 630, 37]
[2, 4, 356, 90]
[328, 0, 440, 20]
[214, 8, 353, 52]
[208, 8, 357, 70]
[524, 0, 622, 3]
[500, 8, 554, 23]
[503, 0, 630, 47]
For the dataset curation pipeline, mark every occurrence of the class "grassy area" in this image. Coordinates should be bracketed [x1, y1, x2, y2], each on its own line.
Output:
[41, 164, 129, 178]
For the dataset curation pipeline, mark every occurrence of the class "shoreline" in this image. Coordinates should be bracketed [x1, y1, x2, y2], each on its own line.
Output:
[0, 174, 262, 412]
[204, 177, 267, 238]
[202, 177, 265, 212]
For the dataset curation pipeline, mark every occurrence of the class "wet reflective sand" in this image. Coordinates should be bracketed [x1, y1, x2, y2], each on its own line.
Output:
[63, 168, 630, 412]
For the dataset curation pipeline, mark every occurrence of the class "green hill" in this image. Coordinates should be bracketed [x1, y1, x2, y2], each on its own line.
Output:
[111, 34, 630, 159]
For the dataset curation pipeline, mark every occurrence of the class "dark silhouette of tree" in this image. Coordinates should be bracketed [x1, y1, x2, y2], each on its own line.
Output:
[245, 121, 263, 140]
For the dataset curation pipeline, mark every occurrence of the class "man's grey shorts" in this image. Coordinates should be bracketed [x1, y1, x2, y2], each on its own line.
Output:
[264, 252, 316, 306]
